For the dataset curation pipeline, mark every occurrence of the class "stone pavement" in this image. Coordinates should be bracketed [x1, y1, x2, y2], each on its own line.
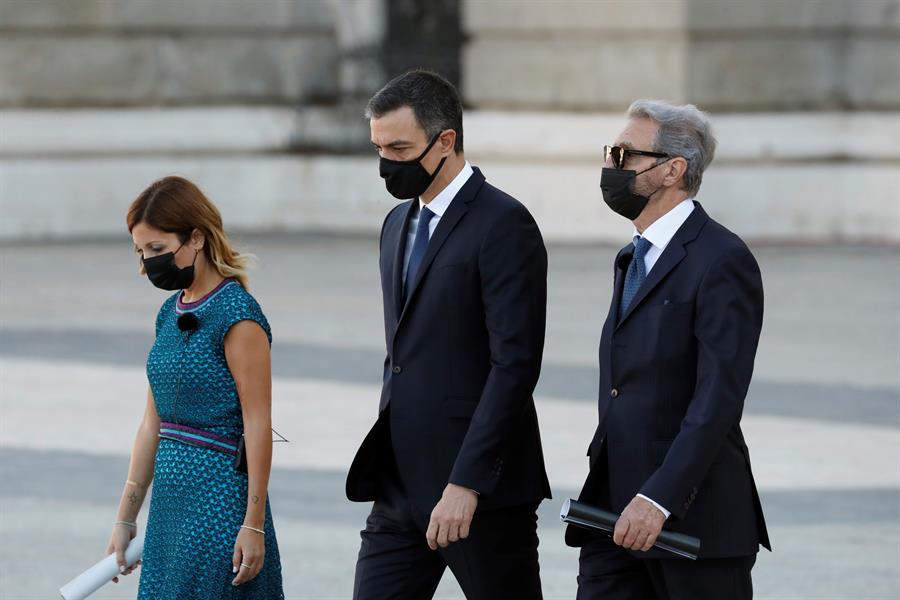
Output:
[0, 235, 898, 599]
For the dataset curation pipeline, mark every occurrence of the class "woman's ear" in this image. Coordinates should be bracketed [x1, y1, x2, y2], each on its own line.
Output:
[190, 228, 206, 251]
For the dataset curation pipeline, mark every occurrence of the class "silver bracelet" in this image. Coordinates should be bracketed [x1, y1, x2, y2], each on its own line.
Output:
[240, 524, 265, 535]
[115, 520, 137, 528]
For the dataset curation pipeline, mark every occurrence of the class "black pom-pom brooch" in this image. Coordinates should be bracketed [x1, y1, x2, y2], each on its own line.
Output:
[177, 312, 200, 332]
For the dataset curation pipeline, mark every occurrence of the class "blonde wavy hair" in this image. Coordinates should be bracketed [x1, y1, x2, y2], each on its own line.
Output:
[126, 176, 254, 289]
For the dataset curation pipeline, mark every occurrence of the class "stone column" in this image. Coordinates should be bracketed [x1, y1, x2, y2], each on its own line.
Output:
[326, 0, 464, 149]
[329, 0, 388, 103]
[383, 0, 464, 89]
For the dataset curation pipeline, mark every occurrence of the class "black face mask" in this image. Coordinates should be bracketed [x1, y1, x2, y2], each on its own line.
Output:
[600, 160, 669, 221]
[142, 243, 198, 290]
[379, 133, 448, 199]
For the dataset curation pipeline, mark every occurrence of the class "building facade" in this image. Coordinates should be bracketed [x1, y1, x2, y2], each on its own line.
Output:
[2, 0, 898, 242]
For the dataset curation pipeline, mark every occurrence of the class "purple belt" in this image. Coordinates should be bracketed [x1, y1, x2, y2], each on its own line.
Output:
[159, 422, 240, 456]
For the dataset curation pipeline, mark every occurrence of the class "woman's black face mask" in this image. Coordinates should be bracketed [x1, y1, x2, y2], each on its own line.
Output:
[142, 242, 198, 290]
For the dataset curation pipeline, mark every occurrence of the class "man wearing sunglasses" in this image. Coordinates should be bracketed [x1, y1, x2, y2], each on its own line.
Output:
[566, 100, 770, 599]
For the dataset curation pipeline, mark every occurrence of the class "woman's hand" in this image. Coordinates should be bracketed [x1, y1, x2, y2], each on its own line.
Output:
[231, 526, 265, 586]
[106, 523, 140, 583]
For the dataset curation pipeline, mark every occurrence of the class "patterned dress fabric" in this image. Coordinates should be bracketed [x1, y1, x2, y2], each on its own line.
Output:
[138, 278, 284, 599]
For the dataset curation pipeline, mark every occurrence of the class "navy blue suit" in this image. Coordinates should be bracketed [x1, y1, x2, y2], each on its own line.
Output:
[347, 167, 550, 599]
[568, 203, 770, 599]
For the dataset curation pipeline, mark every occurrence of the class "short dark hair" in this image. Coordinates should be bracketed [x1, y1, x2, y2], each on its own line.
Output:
[365, 69, 464, 153]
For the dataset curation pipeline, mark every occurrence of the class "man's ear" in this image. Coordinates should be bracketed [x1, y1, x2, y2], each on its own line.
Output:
[664, 157, 688, 188]
[439, 129, 456, 155]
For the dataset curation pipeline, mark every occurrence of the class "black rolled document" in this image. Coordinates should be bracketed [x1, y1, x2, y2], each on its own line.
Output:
[560, 498, 701, 560]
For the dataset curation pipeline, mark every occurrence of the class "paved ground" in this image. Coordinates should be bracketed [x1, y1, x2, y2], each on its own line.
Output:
[1, 234, 898, 599]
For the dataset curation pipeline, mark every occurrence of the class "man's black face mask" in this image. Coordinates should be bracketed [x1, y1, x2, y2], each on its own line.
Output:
[379, 133, 447, 200]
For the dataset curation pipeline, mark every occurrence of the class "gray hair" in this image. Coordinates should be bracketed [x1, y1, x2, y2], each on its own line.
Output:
[627, 100, 717, 197]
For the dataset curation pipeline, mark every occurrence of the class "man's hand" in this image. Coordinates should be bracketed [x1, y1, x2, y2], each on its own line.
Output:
[426, 483, 478, 550]
[613, 495, 666, 552]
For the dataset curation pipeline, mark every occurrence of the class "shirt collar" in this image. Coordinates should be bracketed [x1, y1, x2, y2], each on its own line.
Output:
[419, 161, 473, 217]
[634, 198, 695, 251]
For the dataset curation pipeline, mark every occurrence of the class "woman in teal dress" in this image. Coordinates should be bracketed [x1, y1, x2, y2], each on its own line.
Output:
[106, 175, 284, 598]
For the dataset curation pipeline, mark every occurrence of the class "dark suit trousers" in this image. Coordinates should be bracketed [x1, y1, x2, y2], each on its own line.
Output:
[353, 458, 543, 600]
[577, 531, 756, 600]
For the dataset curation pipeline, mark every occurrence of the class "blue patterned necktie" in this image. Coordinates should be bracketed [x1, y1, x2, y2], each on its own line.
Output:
[404, 206, 436, 301]
[619, 235, 654, 320]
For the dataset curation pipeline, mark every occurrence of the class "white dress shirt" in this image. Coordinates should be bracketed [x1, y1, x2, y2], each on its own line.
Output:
[632, 198, 695, 520]
[634, 198, 695, 273]
[402, 161, 474, 281]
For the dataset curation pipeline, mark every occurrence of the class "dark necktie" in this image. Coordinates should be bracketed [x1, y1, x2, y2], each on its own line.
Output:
[619, 236, 653, 320]
[404, 206, 436, 301]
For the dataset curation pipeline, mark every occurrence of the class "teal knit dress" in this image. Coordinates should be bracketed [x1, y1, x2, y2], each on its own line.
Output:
[138, 278, 284, 599]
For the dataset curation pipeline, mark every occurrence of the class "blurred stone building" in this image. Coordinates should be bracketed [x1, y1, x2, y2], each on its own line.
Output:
[1, 0, 898, 242]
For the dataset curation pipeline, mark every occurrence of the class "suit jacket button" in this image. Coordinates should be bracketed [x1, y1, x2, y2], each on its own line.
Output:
[610, 388, 619, 398]
[392, 366, 402, 374]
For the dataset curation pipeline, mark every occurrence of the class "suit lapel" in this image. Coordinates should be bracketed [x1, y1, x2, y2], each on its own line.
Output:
[610, 245, 632, 325]
[391, 200, 417, 320]
[399, 168, 486, 322]
[601, 244, 632, 382]
[616, 202, 709, 329]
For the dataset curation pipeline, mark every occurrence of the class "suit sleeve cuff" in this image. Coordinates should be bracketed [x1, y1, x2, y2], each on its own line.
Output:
[637, 494, 671, 520]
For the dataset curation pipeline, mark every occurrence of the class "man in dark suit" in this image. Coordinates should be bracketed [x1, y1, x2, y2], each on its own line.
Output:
[346, 69, 550, 600]
[567, 100, 771, 600]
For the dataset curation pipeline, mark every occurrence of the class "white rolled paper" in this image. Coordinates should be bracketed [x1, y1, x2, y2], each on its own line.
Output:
[59, 533, 145, 600]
